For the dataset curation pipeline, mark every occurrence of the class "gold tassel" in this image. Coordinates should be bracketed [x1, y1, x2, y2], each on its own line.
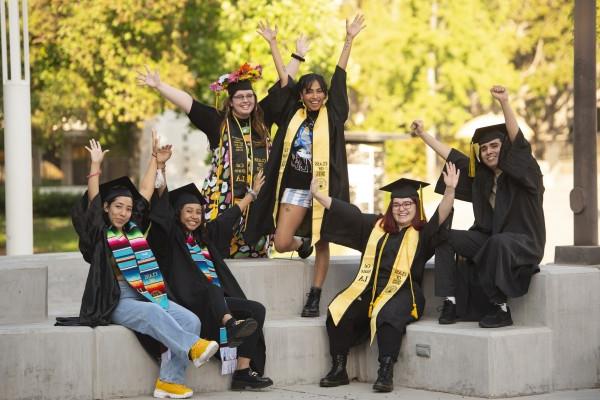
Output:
[468, 143, 477, 177]
[368, 303, 373, 318]
[411, 303, 418, 319]
[418, 185, 425, 221]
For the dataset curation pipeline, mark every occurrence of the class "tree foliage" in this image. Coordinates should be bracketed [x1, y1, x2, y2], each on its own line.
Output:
[0, 0, 592, 180]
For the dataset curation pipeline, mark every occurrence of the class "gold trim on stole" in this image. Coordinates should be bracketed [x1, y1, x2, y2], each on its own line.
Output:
[273, 107, 329, 244]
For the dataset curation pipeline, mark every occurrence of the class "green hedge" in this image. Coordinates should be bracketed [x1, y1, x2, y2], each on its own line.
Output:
[0, 187, 82, 217]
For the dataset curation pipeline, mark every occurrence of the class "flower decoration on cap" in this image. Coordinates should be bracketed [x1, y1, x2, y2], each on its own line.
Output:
[209, 62, 263, 93]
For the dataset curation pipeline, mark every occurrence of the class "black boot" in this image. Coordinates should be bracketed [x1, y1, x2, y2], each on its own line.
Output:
[225, 318, 258, 347]
[479, 304, 513, 328]
[372, 356, 394, 392]
[297, 237, 314, 259]
[319, 354, 349, 387]
[301, 286, 321, 317]
[231, 368, 273, 391]
[438, 299, 458, 324]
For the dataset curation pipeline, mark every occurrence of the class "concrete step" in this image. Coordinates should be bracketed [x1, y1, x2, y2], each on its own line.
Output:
[0, 264, 47, 324]
[0, 315, 563, 399]
[353, 319, 553, 398]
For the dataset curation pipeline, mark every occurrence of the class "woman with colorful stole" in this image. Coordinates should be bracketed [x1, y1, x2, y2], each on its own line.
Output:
[146, 145, 273, 390]
[69, 135, 219, 399]
[244, 15, 365, 318]
[311, 160, 459, 393]
[136, 31, 309, 259]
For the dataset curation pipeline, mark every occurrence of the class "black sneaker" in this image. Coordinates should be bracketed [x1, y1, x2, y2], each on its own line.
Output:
[231, 368, 273, 391]
[479, 304, 513, 328]
[438, 299, 458, 325]
[226, 318, 258, 347]
[297, 237, 313, 259]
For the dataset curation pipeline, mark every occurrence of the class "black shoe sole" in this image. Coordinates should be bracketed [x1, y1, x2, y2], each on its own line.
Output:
[479, 320, 513, 328]
[228, 319, 258, 347]
[301, 310, 320, 317]
[438, 317, 459, 324]
[373, 383, 393, 392]
[319, 379, 350, 387]
[230, 380, 273, 391]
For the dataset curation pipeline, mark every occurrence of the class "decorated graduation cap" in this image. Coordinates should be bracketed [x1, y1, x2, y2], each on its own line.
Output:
[380, 178, 429, 221]
[209, 62, 263, 107]
[99, 176, 141, 203]
[468, 123, 508, 177]
[170, 183, 207, 210]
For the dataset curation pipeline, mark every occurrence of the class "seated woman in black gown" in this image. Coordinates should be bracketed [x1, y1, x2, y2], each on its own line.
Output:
[311, 162, 459, 393]
[146, 145, 272, 391]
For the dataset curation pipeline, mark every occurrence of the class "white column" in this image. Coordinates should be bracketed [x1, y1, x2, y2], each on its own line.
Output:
[1, 0, 33, 255]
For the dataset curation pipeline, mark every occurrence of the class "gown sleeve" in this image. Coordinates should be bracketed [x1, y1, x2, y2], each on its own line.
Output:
[259, 78, 297, 129]
[433, 148, 473, 202]
[187, 99, 223, 149]
[326, 66, 349, 122]
[147, 191, 175, 265]
[321, 197, 379, 252]
[71, 193, 106, 264]
[498, 130, 543, 193]
[205, 205, 243, 257]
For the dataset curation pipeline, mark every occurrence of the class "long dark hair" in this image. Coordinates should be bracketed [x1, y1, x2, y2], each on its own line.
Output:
[219, 93, 269, 143]
[379, 196, 427, 233]
[297, 73, 328, 100]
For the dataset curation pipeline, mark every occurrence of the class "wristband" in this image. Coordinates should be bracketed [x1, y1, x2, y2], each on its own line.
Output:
[291, 53, 305, 62]
[247, 188, 257, 201]
[86, 171, 101, 179]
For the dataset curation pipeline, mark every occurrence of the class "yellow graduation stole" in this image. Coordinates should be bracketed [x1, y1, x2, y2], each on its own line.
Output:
[328, 220, 420, 343]
[273, 107, 329, 245]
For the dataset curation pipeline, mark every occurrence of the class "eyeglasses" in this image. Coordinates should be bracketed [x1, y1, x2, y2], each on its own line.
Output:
[392, 201, 415, 210]
[232, 94, 254, 101]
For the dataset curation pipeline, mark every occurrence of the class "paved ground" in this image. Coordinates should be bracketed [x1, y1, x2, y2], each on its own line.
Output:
[129, 383, 600, 400]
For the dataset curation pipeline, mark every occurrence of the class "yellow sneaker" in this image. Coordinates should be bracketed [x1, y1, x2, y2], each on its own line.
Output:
[153, 379, 193, 399]
[188, 338, 219, 368]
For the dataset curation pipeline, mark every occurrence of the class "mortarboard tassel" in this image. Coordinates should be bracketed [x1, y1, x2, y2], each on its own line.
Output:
[468, 143, 477, 178]
[411, 303, 419, 319]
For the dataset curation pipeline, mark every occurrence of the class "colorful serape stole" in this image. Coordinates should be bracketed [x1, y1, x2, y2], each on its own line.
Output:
[107, 222, 169, 309]
[186, 235, 221, 287]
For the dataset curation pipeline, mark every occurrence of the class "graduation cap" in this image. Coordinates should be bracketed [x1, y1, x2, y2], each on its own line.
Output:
[99, 176, 141, 203]
[468, 123, 508, 177]
[169, 183, 207, 210]
[380, 178, 429, 221]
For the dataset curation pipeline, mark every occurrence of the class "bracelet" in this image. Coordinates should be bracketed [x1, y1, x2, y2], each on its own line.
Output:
[291, 53, 305, 62]
[152, 153, 157, 158]
[86, 171, 101, 179]
[247, 188, 257, 201]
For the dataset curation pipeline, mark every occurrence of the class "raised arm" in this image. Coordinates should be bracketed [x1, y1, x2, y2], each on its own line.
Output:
[137, 66, 193, 114]
[84, 139, 109, 203]
[437, 161, 459, 226]
[310, 178, 332, 210]
[257, 22, 289, 87]
[139, 129, 168, 202]
[154, 138, 173, 198]
[337, 14, 365, 70]
[236, 170, 265, 213]
[490, 85, 518, 142]
[411, 119, 451, 160]
[286, 34, 310, 80]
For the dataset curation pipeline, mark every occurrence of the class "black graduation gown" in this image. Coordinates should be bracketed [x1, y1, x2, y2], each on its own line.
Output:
[147, 191, 266, 375]
[323, 198, 443, 344]
[244, 67, 350, 243]
[435, 130, 545, 302]
[55, 193, 163, 359]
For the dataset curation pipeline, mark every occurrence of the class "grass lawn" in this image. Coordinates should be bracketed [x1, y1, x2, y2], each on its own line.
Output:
[0, 216, 78, 254]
